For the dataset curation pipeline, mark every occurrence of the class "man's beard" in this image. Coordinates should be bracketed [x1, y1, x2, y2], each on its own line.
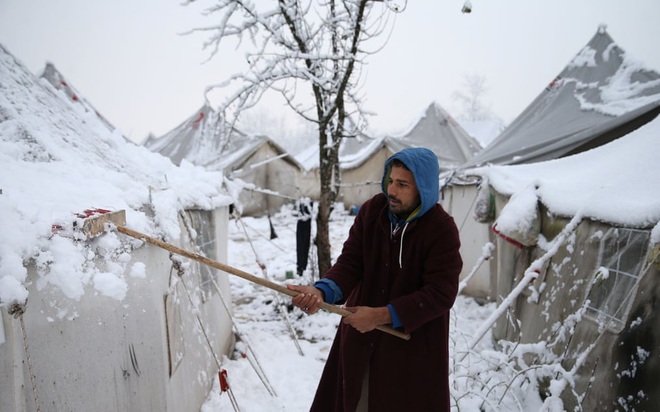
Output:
[388, 195, 417, 218]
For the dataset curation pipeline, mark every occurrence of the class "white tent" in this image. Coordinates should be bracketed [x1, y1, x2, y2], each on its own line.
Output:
[444, 25, 660, 298]
[390, 102, 482, 168]
[464, 114, 660, 411]
[143, 105, 307, 215]
[142, 103, 240, 168]
[0, 44, 235, 411]
[296, 103, 480, 208]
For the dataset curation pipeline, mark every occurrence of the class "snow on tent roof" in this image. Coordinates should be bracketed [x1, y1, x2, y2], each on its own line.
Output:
[295, 119, 388, 171]
[298, 103, 481, 173]
[143, 104, 302, 172]
[143, 103, 243, 167]
[468, 114, 660, 232]
[389, 102, 482, 168]
[464, 25, 660, 168]
[40, 62, 117, 133]
[0, 43, 232, 305]
[338, 134, 388, 170]
[209, 133, 303, 173]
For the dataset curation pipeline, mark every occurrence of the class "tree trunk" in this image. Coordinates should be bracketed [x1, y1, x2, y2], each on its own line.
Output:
[316, 124, 337, 275]
[316, 191, 332, 276]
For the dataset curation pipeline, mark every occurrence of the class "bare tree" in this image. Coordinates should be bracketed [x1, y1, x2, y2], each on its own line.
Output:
[452, 73, 492, 122]
[187, 0, 401, 274]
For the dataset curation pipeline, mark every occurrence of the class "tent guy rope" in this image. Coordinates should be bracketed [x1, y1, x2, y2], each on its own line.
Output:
[178, 210, 277, 396]
[233, 212, 305, 356]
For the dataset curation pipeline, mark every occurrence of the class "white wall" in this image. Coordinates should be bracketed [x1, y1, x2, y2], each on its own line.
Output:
[440, 184, 493, 299]
[0, 206, 233, 412]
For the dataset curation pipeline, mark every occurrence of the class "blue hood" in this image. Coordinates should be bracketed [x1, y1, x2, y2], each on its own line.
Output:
[381, 147, 440, 223]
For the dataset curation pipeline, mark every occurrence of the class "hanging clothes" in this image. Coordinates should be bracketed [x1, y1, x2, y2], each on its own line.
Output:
[296, 199, 312, 276]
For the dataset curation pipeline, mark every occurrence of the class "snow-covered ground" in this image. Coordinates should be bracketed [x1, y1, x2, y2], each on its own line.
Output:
[200, 204, 551, 411]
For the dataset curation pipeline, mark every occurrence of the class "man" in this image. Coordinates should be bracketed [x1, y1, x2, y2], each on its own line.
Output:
[287, 147, 462, 411]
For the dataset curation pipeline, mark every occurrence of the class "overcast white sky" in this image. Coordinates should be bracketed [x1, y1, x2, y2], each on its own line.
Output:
[1, 0, 659, 144]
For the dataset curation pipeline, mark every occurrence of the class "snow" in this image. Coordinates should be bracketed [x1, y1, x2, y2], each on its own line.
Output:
[570, 44, 660, 117]
[199, 206, 557, 411]
[469, 114, 660, 231]
[494, 184, 539, 237]
[0, 44, 233, 307]
[2, 22, 659, 411]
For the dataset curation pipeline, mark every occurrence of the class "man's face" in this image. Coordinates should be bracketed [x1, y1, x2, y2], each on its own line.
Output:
[386, 164, 421, 218]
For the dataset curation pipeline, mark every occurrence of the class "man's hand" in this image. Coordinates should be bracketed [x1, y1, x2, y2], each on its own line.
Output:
[343, 306, 392, 333]
[287, 284, 323, 314]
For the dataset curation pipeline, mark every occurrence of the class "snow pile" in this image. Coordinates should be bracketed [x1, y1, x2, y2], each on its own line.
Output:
[494, 184, 539, 240]
[0, 44, 233, 308]
[471, 114, 660, 230]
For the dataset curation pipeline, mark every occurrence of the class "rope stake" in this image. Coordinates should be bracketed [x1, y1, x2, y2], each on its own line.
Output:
[219, 369, 241, 412]
[234, 212, 305, 356]
[179, 210, 277, 396]
[211, 278, 277, 397]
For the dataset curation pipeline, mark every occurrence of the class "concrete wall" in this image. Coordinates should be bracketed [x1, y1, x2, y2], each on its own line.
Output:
[0, 206, 233, 412]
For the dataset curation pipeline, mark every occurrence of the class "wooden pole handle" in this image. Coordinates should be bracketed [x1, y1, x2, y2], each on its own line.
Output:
[116, 225, 410, 341]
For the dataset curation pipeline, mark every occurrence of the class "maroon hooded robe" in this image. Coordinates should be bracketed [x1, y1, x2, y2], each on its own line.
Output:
[310, 148, 462, 411]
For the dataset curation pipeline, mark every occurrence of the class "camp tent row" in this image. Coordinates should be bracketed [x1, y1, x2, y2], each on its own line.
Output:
[442, 26, 660, 409]
[464, 116, 660, 410]
[295, 102, 482, 208]
[444, 25, 660, 298]
[0, 44, 235, 411]
[142, 105, 310, 216]
[144, 100, 482, 215]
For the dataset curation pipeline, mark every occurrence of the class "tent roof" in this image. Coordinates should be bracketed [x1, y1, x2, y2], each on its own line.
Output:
[40, 62, 118, 133]
[390, 102, 482, 168]
[468, 114, 660, 231]
[464, 25, 660, 168]
[295, 120, 389, 171]
[0, 42, 232, 304]
[296, 103, 481, 173]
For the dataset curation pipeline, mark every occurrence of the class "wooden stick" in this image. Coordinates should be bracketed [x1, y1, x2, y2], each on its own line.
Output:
[115, 225, 411, 341]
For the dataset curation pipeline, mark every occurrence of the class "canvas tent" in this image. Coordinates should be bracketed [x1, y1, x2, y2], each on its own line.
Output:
[295, 129, 395, 208]
[0, 44, 235, 411]
[390, 102, 482, 168]
[463, 115, 660, 410]
[296, 103, 480, 208]
[341, 101, 481, 206]
[464, 25, 660, 168]
[143, 105, 306, 216]
[443, 26, 660, 298]
[335, 134, 392, 208]
[297, 121, 408, 207]
[142, 103, 236, 167]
